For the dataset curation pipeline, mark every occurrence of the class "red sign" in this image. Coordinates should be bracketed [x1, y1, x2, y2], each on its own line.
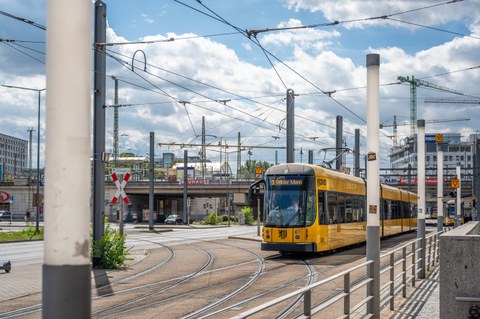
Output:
[111, 172, 131, 205]
[0, 191, 10, 202]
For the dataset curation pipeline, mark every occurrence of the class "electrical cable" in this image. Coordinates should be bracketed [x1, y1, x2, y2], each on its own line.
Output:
[0, 41, 44, 64]
[0, 10, 46, 30]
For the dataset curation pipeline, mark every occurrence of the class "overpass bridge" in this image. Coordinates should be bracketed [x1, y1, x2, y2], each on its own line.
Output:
[110, 179, 258, 222]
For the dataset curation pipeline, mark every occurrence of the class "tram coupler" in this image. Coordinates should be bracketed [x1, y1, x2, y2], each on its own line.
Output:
[1, 261, 11, 273]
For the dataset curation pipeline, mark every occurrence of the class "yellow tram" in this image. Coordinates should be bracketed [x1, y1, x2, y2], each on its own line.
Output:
[259, 163, 417, 253]
[444, 199, 464, 225]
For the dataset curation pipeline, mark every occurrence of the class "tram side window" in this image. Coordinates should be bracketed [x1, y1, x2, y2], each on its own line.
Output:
[352, 197, 364, 222]
[305, 190, 316, 224]
[327, 193, 338, 224]
[327, 193, 366, 224]
[402, 202, 409, 218]
[382, 199, 390, 220]
[318, 192, 327, 225]
[391, 200, 400, 219]
[336, 194, 346, 223]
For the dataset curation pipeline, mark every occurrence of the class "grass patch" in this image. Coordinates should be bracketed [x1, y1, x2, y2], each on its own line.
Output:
[0, 226, 44, 243]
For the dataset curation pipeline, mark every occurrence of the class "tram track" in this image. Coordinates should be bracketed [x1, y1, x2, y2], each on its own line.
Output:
[0, 228, 427, 319]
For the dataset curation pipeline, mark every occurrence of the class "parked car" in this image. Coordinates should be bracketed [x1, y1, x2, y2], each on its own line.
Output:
[0, 210, 12, 221]
[164, 214, 183, 225]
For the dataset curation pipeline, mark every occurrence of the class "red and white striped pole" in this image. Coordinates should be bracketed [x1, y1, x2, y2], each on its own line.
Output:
[111, 172, 131, 235]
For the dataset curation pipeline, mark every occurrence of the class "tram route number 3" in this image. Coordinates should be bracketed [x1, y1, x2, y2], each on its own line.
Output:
[369, 205, 377, 214]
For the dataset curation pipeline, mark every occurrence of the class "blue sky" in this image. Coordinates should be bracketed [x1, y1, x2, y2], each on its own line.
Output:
[1, 0, 480, 169]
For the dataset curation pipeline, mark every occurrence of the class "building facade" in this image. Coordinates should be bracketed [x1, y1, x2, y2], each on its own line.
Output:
[0, 133, 28, 182]
[388, 132, 478, 219]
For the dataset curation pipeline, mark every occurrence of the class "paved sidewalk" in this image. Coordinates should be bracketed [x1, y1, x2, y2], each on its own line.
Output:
[387, 266, 440, 319]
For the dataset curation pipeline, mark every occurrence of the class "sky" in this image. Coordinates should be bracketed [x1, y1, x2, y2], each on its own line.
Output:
[1, 0, 480, 171]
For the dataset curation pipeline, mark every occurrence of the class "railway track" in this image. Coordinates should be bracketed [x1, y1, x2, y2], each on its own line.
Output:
[0, 228, 428, 319]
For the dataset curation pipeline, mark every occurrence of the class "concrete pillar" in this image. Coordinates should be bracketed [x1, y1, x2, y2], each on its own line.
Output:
[366, 53, 380, 318]
[43, 0, 92, 317]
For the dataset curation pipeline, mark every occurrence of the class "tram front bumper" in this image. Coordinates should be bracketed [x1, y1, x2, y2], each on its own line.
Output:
[261, 242, 317, 252]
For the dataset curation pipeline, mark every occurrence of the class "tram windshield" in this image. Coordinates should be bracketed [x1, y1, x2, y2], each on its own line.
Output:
[447, 204, 456, 218]
[264, 175, 315, 227]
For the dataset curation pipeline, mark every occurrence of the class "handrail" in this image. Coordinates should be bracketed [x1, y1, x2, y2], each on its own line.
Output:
[231, 229, 445, 319]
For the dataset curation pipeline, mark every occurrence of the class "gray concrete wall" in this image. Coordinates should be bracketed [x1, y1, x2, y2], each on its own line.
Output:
[440, 221, 480, 319]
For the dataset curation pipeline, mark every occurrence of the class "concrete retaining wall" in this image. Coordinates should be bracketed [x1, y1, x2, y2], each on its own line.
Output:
[440, 221, 480, 319]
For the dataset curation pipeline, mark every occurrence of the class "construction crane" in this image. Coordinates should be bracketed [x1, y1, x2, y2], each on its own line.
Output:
[380, 116, 470, 147]
[397, 75, 464, 137]
[424, 98, 480, 104]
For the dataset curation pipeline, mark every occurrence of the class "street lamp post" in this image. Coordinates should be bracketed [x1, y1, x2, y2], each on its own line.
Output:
[1, 85, 45, 233]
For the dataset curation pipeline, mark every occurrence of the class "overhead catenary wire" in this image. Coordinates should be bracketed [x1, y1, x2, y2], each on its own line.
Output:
[0, 41, 44, 64]
[0, 10, 46, 30]
[104, 49, 397, 157]
[189, 0, 367, 123]
[105, 49, 343, 133]
[104, 49, 335, 149]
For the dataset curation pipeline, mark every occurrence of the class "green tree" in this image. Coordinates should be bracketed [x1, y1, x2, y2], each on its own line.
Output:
[240, 159, 272, 179]
[119, 152, 135, 157]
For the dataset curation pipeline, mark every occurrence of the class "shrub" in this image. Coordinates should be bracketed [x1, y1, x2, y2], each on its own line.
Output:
[92, 223, 129, 269]
[206, 211, 218, 225]
[218, 214, 238, 223]
[242, 206, 255, 225]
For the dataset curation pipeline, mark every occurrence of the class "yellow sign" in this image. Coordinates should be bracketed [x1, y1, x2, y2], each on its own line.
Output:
[451, 179, 460, 189]
[317, 178, 328, 190]
[255, 166, 262, 175]
[435, 134, 443, 143]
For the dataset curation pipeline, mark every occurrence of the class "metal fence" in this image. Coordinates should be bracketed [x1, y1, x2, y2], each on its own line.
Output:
[231, 230, 444, 319]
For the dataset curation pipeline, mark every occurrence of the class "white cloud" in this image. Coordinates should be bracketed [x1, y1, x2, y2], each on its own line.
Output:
[2, 0, 480, 166]
[282, 0, 480, 31]
[141, 13, 154, 24]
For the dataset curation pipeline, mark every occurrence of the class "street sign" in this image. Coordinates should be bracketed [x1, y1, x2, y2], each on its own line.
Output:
[111, 172, 131, 205]
[255, 166, 263, 178]
[0, 191, 10, 203]
[425, 135, 436, 143]
[435, 134, 443, 143]
[113, 167, 131, 174]
[451, 179, 460, 189]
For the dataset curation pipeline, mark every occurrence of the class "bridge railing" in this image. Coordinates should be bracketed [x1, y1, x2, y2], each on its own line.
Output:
[231, 230, 444, 319]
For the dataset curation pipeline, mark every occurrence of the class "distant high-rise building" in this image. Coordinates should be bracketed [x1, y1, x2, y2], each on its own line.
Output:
[390, 133, 474, 176]
[0, 133, 28, 181]
[162, 153, 175, 168]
